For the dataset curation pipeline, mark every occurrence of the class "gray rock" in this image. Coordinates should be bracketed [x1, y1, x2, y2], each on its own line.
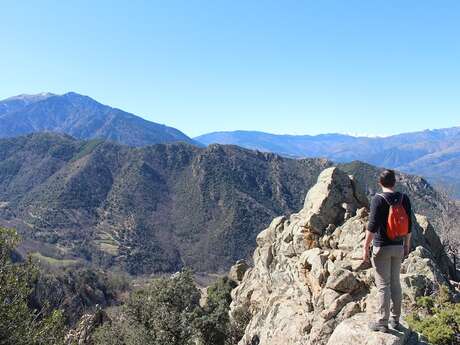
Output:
[229, 260, 250, 283]
[302, 167, 367, 235]
[327, 313, 411, 345]
[321, 293, 353, 320]
[415, 214, 453, 276]
[65, 306, 109, 345]
[326, 268, 362, 293]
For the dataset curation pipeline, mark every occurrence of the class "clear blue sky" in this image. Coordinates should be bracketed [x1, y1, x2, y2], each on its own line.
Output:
[1, 1, 459, 137]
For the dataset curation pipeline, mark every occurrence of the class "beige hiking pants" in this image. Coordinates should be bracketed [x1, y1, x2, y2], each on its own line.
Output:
[372, 245, 404, 326]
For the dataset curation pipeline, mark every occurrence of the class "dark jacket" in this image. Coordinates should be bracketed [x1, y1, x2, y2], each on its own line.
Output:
[368, 191, 412, 247]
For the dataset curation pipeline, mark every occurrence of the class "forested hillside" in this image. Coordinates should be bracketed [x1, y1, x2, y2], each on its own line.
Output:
[0, 133, 456, 275]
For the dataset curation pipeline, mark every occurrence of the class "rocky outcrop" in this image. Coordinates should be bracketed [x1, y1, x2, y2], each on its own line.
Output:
[230, 167, 455, 345]
[229, 259, 250, 283]
[414, 215, 452, 277]
[65, 306, 110, 345]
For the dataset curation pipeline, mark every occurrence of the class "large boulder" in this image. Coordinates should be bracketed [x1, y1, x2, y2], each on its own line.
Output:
[326, 313, 410, 345]
[229, 259, 250, 283]
[415, 214, 453, 276]
[326, 268, 363, 294]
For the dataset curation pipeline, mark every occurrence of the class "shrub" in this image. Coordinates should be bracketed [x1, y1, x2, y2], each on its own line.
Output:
[94, 269, 201, 345]
[195, 276, 237, 345]
[92, 317, 150, 345]
[93, 273, 249, 345]
[406, 286, 460, 345]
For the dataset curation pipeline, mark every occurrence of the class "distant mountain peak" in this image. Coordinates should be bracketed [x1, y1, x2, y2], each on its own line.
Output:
[0, 92, 198, 147]
[3, 92, 55, 102]
[0, 92, 57, 117]
[61, 91, 93, 100]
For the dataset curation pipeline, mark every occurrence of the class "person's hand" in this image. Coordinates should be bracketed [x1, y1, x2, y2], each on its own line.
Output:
[362, 248, 370, 263]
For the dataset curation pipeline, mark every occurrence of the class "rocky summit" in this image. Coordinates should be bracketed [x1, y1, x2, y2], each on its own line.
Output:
[229, 167, 457, 345]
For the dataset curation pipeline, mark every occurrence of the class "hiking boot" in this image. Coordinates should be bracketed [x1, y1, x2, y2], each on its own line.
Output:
[368, 322, 388, 333]
[389, 320, 404, 331]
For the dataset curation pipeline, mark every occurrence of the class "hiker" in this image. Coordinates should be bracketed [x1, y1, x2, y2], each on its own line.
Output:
[362, 169, 412, 333]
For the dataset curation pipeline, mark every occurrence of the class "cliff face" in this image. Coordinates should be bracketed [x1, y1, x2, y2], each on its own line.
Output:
[230, 167, 456, 345]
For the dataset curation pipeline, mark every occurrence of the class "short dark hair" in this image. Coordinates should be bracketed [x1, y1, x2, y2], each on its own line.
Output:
[379, 169, 396, 188]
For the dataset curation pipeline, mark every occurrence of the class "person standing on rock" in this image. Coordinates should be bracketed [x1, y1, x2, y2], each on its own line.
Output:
[362, 169, 412, 333]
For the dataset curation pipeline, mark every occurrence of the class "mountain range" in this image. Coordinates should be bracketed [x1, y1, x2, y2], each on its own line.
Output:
[0, 92, 197, 146]
[0, 133, 453, 275]
[195, 129, 460, 198]
[1, 92, 458, 199]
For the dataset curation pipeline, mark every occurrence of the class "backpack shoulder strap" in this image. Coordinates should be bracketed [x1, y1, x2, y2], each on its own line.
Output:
[376, 193, 391, 205]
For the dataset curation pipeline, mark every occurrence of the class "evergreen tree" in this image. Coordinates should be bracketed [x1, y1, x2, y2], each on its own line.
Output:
[0, 227, 65, 345]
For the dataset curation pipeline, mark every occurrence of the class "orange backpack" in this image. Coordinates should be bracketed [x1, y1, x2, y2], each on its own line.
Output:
[377, 193, 409, 240]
